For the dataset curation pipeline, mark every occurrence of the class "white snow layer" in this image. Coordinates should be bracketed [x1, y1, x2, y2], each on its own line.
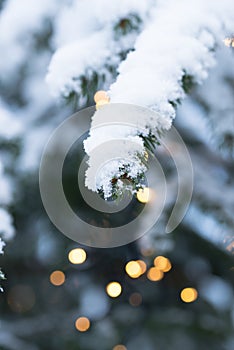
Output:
[45, 0, 234, 196]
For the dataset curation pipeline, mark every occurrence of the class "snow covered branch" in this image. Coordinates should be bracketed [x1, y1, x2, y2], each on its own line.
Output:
[45, 0, 234, 198]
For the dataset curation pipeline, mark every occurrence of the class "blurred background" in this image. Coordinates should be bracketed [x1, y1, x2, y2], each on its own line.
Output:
[0, 1, 234, 349]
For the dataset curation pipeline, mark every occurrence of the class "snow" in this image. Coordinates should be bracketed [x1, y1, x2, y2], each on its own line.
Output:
[46, 0, 153, 98]
[0, 0, 59, 79]
[83, 0, 234, 197]
[0, 101, 22, 139]
[0, 208, 15, 241]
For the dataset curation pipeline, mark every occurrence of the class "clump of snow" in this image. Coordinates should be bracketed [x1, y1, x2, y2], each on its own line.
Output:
[0, 208, 15, 241]
[0, 101, 22, 139]
[46, 0, 153, 98]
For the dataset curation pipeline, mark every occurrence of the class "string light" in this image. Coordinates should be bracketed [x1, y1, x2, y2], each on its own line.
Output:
[129, 292, 142, 307]
[94, 90, 110, 103]
[94, 90, 110, 110]
[136, 187, 151, 203]
[49, 270, 65, 286]
[75, 317, 90, 332]
[147, 267, 164, 281]
[137, 260, 147, 274]
[125, 261, 141, 278]
[113, 345, 127, 350]
[68, 248, 87, 264]
[106, 282, 122, 298]
[154, 256, 172, 272]
[180, 288, 198, 303]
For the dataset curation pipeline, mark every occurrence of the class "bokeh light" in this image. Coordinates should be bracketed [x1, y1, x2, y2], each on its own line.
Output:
[94, 90, 109, 103]
[154, 256, 172, 272]
[137, 260, 147, 274]
[68, 248, 86, 264]
[113, 345, 127, 350]
[75, 317, 90, 332]
[106, 282, 122, 298]
[49, 270, 65, 286]
[125, 261, 141, 278]
[7, 285, 35, 313]
[96, 99, 109, 109]
[147, 267, 164, 281]
[180, 288, 198, 303]
[129, 292, 142, 307]
[136, 187, 151, 203]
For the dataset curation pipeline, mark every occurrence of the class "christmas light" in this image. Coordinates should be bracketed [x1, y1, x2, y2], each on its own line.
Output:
[75, 317, 90, 332]
[106, 282, 122, 298]
[7, 285, 35, 313]
[96, 99, 109, 110]
[94, 90, 109, 103]
[49, 270, 65, 286]
[113, 345, 127, 350]
[180, 288, 198, 303]
[137, 260, 147, 274]
[129, 292, 142, 307]
[125, 261, 142, 278]
[68, 248, 86, 264]
[147, 267, 164, 281]
[154, 256, 172, 272]
[136, 187, 151, 203]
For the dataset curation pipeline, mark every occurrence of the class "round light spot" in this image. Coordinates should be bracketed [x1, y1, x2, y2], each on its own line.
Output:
[136, 187, 151, 203]
[113, 345, 127, 350]
[106, 282, 122, 298]
[75, 317, 90, 332]
[129, 292, 142, 307]
[147, 267, 164, 281]
[125, 261, 142, 278]
[154, 256, 172, 272]
[94, 90, 109, 103]
[68, 248, 86, 264]
[50, 270, 65, 286]
[96, 99, 109, 109]
[180, 288, 198, 303]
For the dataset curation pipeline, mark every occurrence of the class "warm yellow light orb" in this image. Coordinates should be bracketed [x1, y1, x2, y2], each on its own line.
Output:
[180, 288, 198, 303]
[49, 270, 65, 286]
[137, 260, 147, 274]
[106, 282, 122, 298]
[125, 261, 142, 278]
[96, 99, 109, 109]
[68, 248, 87, 264]
[113, 345, 127, 350]
[75, 317, 90, 332]
[154, 256, 172, 272]
[136, 187, 151, 203]
[94, 90, 109, 103]
[147, 267, 164, 281]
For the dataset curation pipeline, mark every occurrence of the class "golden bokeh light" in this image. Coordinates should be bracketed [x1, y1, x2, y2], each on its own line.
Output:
[68, 248, 86, 264]
[49, 270, 65, 286]
[75, 317, 90, 332]
[106, 282, 122, 298]
[129, 292, 142, 307]
[125, 261, 142, 278]
[96, 99, 109, 109]
[147, 267, 164, 281]
[137, 260, 147, 274]
[113, 345, 127, 350]
[94, 90, 109, 103]
[136, 187, 151, 203]
[180, 288, 198, 303]
[154, 256, 172, 272]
